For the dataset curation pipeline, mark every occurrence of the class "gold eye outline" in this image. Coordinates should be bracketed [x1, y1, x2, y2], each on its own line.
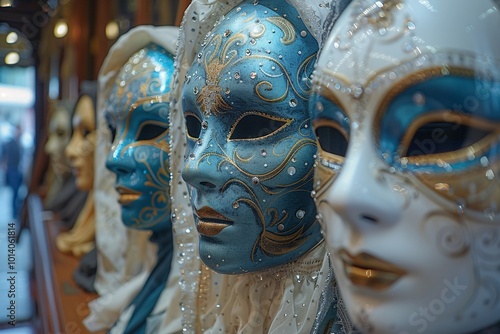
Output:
[312, 118, 349, 165]
[135, 120, 169, 142]
[400, 110, 500, 165]
[185, 112, 202, 140]
[228, 111, 292, 141]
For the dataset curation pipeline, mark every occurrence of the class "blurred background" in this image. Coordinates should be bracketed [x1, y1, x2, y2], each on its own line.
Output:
[0, 1, 188, 332]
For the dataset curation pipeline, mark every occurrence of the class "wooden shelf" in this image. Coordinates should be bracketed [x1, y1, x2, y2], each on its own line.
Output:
[28, 195, 103, 334]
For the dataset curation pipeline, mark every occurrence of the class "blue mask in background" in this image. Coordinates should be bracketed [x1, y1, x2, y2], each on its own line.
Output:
[105, 43, 175, 334]
[106, 43, 174, 234]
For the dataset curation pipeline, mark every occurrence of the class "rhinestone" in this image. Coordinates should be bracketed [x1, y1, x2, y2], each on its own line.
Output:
[278, 224, 284, 231]
[296, 210, 305, 219]
[225, 87, 231, 94]
[234, 72, 241, 80]
[413, 92, 426, 105]
[351, 84, 363, 98]
[189, 153, 195, 160]
[300, 30, 307, 37]
[315, 101, 324, 112]
[201, 121, 208, 129]
[245, 49, 252, 56]
[233, 202, 239, 209]
[224, 29, 231, 37]
[252, 177, 260, 185]
[403, 42, 415, 53]
[288, 167, 296, 175]
[250, 71, 257, 79]
[193, 87, 199, 95]
[261, 149, 267, 157]
[289, 99, 297, 107]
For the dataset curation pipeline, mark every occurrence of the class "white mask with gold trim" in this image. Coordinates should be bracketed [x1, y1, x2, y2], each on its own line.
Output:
[310, 0, 500, 333]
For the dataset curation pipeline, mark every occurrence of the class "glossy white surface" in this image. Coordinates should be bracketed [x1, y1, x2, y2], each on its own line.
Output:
[312, 0, 500, 333]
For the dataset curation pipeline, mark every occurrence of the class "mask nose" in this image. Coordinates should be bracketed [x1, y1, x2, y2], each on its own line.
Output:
[321, 139, 404, 232]
[105, 141, 135, 175]
[181, 131, 226, 192]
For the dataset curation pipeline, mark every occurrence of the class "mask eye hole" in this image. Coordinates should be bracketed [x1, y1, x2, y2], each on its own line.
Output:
[229, 113, 290, 140]
[136, 123, 168, 141]
[403, 117, 494, 158]
[315, 125, 348, 157]
[105, 113, 116, 143]
[185, 114, 202, 139]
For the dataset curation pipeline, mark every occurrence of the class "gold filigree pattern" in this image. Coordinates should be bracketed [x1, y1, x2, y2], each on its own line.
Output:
[266, 16, 296, 45]
[186, 133, 317, 259]
[197, 11, 309, 115]
[198, 33, 243, 115]
[133, 149, 171, 228]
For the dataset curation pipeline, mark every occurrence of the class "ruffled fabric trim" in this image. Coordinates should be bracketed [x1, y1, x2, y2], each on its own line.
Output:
[195, 242, 327, 333]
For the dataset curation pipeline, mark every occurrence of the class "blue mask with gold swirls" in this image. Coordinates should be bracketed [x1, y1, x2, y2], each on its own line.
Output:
[181, 0, 323, 274]
[106, 43, 174, 234]
[105, 42, 176, 334]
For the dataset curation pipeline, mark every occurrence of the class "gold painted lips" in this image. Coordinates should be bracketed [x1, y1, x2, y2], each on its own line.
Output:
[116, 186, 142, 205]
[194, 206, 233, 236]
[339, 250, 406, 290]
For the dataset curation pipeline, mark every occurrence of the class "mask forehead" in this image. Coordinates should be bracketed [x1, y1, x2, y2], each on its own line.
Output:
[106, 43, 174, 126]
[184, 0, 316, 120]
[317, 0, 500, 88]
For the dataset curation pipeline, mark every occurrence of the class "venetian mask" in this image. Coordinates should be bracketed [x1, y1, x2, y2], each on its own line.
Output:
[65, 95, 96, 191]
[45, 102, 72, 176]
[181, 0, 323, 274]
[105, 43, 174, 233]
[310, 0, 500, 333]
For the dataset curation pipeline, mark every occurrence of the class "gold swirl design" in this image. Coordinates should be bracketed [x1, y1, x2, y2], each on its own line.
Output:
[266, 16, 296, 45]
[249, 23, 266, 39]
[131, 149, 171, 228]
[198, 33, 244, 115]
[112, 46, 169, 117]
[186, 132, 317, 258]
[197, 13, 312, 113]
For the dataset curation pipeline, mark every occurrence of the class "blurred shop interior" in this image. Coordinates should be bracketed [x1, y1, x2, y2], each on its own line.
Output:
[0, 0, 188, 332]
